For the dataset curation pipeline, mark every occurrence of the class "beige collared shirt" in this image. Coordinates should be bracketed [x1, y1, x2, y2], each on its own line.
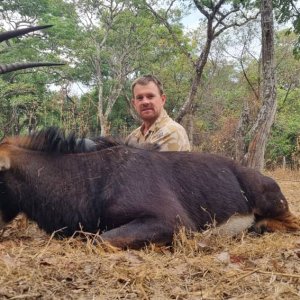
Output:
[126, 109, 191, 151]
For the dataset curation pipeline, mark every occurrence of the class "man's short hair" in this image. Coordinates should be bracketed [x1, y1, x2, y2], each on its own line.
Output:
[131, 74, 164, 96]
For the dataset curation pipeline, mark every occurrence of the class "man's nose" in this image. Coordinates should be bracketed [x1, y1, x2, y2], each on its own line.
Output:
[140, 97, 150, 104]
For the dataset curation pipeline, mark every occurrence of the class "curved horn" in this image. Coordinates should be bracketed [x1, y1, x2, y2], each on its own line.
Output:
[0, 25, 65, 74]
[0, 25, 53, 43]
[0, 62, 65, 74]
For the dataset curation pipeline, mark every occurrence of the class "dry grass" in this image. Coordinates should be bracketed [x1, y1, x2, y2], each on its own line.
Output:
[0, 170, 300, 299]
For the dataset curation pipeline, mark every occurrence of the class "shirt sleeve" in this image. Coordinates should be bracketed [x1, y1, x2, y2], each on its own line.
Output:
[125, 128, 139, 146]
[151, 127, 191, 151]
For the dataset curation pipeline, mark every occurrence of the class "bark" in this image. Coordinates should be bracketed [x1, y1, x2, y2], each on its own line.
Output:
[235, 99, 250, 162]
[187, 113, 195, 148]
[243, 0, 276, 170]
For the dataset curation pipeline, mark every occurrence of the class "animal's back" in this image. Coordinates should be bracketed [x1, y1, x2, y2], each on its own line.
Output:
[100, 150, 252, 231]
[153, 151, 253, 229]
[1, 131, 299, 249]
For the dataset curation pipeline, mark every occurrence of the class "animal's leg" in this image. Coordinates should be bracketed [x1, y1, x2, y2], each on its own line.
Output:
[99, 218, 174, 249]
[254, 211, 300, 233]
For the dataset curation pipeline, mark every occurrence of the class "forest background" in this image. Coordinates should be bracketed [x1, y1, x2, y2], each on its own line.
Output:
[1, 0, 300, 170]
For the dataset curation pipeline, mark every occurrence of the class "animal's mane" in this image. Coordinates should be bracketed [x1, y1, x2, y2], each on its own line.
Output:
[4, 127, 122, 154]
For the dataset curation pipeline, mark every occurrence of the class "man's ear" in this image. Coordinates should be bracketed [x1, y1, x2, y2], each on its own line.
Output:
[161, 94, 166, 105]
[132, 98, 138, 109]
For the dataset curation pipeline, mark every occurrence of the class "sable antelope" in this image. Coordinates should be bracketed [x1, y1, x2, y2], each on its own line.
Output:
[0, 25, 64, 74]
[0, 128, 299, 249]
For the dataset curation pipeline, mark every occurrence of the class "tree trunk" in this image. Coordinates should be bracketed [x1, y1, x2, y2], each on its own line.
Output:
[97, 79, 111, 136]
[186, 112, 194, 148]
[243, 0, 276, 170]
[99, 116, 110, 136]
[175, 20, 213, 124]
[235, 98, 250, 162]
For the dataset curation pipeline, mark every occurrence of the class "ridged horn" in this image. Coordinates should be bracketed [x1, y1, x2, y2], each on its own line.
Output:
[0, 25, 65, 74]
[0, 25, 53, 43]
[0, 62, 65, 74]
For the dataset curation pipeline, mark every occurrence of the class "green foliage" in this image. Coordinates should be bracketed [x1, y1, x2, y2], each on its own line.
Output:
[0, 0, 299, 167]
[273, 0, 300, 57]
[0, 78, 43, 136]
[267, 86, 300, 162]
[274, 0, 295, 23]
[0, 0, 50, 17]
[265, 29, 300, 164]
[267, 119, 300, 163]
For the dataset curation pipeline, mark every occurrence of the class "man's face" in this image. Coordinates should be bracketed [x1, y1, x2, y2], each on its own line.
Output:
[132, 82, 166, 123]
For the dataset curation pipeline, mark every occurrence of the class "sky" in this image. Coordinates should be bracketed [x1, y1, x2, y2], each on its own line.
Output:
[182, 10, 201, 30]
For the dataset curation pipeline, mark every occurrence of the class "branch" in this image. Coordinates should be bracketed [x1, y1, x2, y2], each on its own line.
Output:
[214, 11, 259, 38]
[291, 0, 300, 15]
[145, 2, 196, 67]
[222, 40, 260, 101]
[166, 0, 176, 15]
[241, 60, 259, 101]
[213, 7, 239, 31]
[212, 0, 227, 16]
[278, 82, 293, 112]
[193, 0, 210, 19]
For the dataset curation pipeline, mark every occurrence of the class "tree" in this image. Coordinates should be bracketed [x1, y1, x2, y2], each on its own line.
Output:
[241, 0, 277, 170]
[0, 0, 78, 135]
[143, 0, 259, 127]
[265, 30, 300, 167]
[70, 0, 169, 135]
[274, 0, 300, 56]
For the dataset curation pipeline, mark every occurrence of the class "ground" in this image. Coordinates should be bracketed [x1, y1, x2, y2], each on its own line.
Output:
[0, 169, 299, 299]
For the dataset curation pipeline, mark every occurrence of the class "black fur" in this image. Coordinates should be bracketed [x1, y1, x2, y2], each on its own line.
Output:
[0, 128, 298, 249]
[5, 127, 156, 153]
[8, 127, 120, 153]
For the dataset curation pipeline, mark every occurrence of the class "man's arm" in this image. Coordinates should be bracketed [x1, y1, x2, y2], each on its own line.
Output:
[151, 127, 191, 151]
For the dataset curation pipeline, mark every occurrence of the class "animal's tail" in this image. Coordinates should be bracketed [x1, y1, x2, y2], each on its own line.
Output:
[254, 211, 300, 233]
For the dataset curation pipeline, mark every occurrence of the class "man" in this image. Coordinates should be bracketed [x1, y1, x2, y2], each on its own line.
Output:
[126, 75, 191, 151]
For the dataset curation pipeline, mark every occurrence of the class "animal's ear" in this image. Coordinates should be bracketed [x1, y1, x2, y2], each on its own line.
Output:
[0, 155, 10, 171]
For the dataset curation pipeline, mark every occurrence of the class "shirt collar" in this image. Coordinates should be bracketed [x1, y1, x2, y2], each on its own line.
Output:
[138, 109, 169, 137]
